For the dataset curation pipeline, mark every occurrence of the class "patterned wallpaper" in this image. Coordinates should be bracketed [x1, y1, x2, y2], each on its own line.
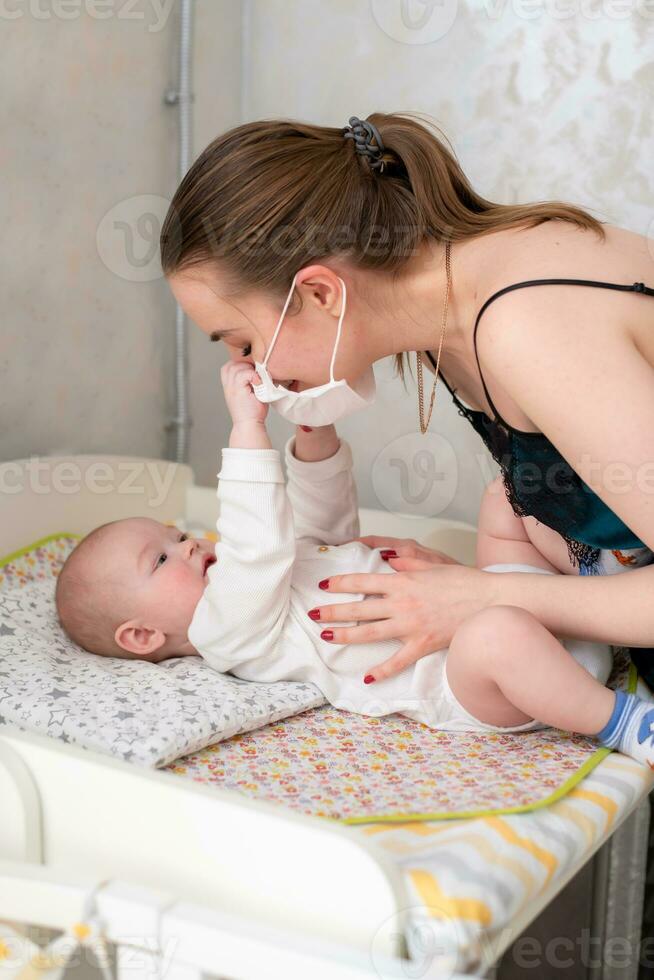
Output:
[211, 0, 654, 524]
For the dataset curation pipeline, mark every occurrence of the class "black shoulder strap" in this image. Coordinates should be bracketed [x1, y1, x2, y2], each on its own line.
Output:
[473, 278, 654, 425]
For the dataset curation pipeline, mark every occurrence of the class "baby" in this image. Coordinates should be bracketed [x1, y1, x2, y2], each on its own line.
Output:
[56, 361, 654, 766]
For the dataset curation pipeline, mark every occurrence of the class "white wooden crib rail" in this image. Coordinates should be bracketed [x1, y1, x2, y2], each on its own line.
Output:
[0, 860, 481, 980]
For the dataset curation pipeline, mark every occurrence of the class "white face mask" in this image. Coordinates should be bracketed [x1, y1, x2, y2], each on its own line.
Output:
[251, 271, 376, 426]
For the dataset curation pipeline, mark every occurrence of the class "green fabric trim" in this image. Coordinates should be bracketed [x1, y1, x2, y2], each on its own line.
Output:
[338, 660, 640, 825]
[0, 532, 82, 571]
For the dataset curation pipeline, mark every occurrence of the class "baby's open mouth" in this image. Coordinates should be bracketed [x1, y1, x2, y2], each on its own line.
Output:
[203, 554, 217, 576]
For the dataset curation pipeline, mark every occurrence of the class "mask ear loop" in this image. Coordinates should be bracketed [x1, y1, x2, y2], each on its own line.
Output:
[262, 271, 301, 368]
[328, 278, 347, 382]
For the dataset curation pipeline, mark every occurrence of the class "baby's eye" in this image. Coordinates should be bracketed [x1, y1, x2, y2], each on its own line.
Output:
[241, 344, 252, 357]
[155, 533, 188, 569]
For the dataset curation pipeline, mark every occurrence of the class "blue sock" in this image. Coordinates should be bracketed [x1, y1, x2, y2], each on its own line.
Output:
[594, 689, 654, 767]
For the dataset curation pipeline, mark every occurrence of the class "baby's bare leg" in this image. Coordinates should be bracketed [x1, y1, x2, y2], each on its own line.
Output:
[476, 476, 560, 572]
[446, 605, 615, 733]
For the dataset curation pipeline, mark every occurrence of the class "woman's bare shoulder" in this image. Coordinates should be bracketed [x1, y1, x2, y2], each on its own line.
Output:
[464, 220, 654, 432]
[484, 220, 653, 292]
[477, 220, 654, 368]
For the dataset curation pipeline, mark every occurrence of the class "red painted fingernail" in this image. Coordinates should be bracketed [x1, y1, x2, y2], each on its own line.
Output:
[307, 608, 321, 621]
[321, 629, 333, 641]
[318, 578, 330, 590]
[381, 550, 397, 560]
[364, 674, 376, 685]
[300, 425, 313, 432]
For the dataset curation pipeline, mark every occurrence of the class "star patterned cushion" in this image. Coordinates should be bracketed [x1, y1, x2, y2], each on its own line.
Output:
[0, 534, 324, 767]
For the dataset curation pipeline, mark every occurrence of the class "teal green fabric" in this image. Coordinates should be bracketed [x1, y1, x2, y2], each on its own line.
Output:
[426, 275, 654, 558]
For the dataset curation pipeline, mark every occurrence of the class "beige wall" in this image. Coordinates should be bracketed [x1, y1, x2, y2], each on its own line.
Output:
[2, 1, 177, 461]
[1, 0, 241, 470]
[5, 0, 653, 528]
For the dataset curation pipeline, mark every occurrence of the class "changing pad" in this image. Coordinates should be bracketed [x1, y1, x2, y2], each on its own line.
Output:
[0, 534, 324, 767]
[0, 533, 645, 819]
[166, 646, 637, 823]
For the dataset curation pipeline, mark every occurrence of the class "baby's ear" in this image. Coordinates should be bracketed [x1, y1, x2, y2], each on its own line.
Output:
[114, 620, 166, 657]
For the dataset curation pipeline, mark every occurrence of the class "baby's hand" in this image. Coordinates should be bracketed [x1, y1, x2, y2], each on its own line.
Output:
[221, 361, 269, 426]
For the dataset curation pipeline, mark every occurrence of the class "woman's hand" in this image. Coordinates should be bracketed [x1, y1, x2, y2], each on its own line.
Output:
[351, 535, 462, 566]
[312, 561, 500, 683]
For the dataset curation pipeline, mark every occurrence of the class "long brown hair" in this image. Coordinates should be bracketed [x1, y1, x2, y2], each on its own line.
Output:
[160, 111, 606, 383]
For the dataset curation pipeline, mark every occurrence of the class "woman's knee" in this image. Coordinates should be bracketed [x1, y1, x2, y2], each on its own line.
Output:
[478, 477, 527, 541]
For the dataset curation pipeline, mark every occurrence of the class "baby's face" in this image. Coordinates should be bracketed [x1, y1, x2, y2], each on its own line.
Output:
[104, 517, 217, 660]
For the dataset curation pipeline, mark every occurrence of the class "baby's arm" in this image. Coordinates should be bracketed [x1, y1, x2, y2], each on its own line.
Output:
[284, 424, 360, 545]
[189, 361, 296, 671]
[188, 437, 296, 671]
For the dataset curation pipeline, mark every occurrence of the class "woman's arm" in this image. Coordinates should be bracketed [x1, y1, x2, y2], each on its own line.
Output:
[487, 562, 654, 648]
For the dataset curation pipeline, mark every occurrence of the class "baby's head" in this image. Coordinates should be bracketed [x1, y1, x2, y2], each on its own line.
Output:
[55, 518, 217, 662]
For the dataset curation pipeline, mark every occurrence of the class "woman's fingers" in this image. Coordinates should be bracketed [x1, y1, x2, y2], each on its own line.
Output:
[350, 535, 460, 565]
[365, 637, 435, 684]
[351, 535, 408, 550]
[385, 556, 435, 572]
[320, 572, 396, 595]
[310, 598, 390, 623]
[318, 618, 401, 646]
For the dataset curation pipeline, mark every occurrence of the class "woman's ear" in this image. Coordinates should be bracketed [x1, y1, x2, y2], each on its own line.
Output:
[298, 267, 345, 317]
[114, 620, 166, 657]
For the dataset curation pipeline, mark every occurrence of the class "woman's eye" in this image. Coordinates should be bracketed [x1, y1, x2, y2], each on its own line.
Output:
[241, 344, 252, 357]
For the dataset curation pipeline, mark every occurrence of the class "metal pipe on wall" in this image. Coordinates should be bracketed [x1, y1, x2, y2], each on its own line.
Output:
[164, 0, 194, 463]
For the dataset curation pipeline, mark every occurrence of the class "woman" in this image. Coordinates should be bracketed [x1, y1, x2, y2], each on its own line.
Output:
[160, 111, 654, 688]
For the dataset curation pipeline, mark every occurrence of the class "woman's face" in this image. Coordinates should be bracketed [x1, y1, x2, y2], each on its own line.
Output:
[167, 264, 373, 390]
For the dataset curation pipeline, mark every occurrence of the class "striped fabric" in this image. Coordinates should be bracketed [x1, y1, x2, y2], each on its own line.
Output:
[358, 752, 654, 973]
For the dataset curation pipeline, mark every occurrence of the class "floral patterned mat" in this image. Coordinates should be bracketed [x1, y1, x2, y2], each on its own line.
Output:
[166, 648, 635, 824]
[0, 532, 637, 824]
[0, 533, 81, 590]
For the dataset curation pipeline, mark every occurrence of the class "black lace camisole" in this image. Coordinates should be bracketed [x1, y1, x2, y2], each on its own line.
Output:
[424, 277, 654, 573]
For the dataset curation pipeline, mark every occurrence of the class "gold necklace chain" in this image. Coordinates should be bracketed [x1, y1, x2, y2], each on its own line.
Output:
[416, 239, 452, 434]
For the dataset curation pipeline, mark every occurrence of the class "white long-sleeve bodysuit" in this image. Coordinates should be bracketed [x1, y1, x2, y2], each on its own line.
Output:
[187, 436, 613, 733]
